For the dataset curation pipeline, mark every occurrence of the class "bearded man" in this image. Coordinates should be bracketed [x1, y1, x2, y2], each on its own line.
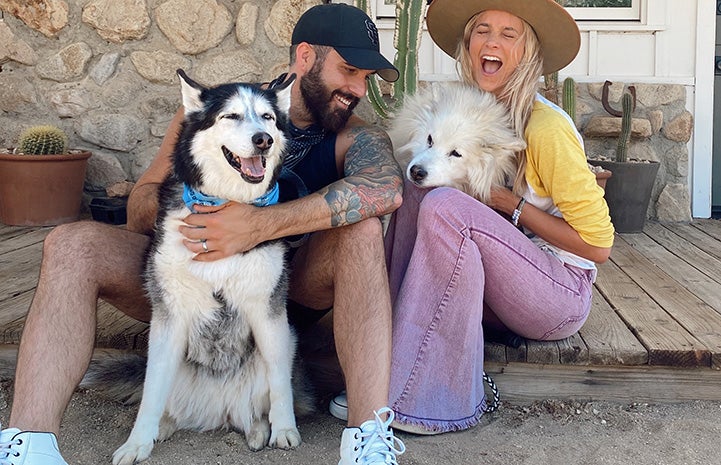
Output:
[2, 4, 406, 465]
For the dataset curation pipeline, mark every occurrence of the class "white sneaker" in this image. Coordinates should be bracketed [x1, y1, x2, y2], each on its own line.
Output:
[338, 407, 406, 465]
[0, 426, 68, 465]
[329, 391, 348, 421]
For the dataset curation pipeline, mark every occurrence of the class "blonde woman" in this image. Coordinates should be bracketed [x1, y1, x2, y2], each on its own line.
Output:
[382, 0, 615, 434]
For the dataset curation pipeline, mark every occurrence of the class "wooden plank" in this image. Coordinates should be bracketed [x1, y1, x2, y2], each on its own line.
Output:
[614, 235, 721, 366]
[0, 244, 42, 302]
[0, 225, 44, 242]
[525, 339, 560, 364]
[579, 286, 648, 365]
[485, 362, 721, 403]
[505, 340, 527, 363]
[596, 245, 710, 367]
[0, 228, 50, 255]
[691, 218, 721, 241]
[643, 222, 721, 287]
[0, 344, 18, 380]
[484, 342, 507, 364]
[0, 290, 32, 344]
[558, 332, 588, 364]
[664, 221, 721, 262]
[95, 300, 148, 350]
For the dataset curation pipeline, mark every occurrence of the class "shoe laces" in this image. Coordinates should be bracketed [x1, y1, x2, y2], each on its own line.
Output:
[354, 407, 406, 465]
[0, 436, 21, 465]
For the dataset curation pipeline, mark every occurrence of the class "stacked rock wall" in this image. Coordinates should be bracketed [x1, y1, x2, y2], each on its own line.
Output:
[0, 0, 693, 221]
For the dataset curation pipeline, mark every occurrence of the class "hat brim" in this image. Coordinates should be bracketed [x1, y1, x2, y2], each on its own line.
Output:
[426, 0, 580, 75]
[334, 46, 400, 82]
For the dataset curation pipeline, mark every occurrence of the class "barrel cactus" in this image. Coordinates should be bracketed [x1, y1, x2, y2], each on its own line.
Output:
[16, 125, 69, 155]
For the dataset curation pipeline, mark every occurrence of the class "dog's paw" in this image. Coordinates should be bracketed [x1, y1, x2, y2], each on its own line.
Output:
[112, 440, 154, 465]
[246, 418, 271, 451]
[269, 427, 302, 450]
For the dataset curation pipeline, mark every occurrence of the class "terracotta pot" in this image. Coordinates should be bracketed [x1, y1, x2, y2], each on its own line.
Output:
[0, 151, 92, 226]
[595, 169, 612, 190]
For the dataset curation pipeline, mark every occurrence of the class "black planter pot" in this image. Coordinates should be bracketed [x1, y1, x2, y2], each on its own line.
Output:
[89, 196, 127, 225]
[588, 160, 660, 234]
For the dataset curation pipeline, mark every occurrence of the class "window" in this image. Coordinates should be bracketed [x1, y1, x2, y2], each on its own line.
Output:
[561, 0, 641, 21]
[375, 0, 396, 18]
[374, 0, 642, 21]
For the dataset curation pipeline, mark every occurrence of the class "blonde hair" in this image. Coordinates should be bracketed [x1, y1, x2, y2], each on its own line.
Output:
[456, 12, 544, 195]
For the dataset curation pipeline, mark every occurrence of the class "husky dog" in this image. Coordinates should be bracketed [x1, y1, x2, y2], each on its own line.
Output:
[111, 70, 300, 465]
[389, 83, 526, 204]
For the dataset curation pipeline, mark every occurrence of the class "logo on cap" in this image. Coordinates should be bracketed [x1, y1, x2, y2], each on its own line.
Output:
[365, 19, 379, 46]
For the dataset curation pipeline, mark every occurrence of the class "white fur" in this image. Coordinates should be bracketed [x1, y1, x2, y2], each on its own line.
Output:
[113, 75, 300, 465]
[389, 82, 526, 204]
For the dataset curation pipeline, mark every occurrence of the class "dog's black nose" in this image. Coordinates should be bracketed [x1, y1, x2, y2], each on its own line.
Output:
[409, 164, 427, 182]
[252, 132, 274, 150]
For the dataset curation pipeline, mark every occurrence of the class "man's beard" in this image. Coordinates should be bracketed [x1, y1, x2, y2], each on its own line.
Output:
[299, 64, 360, 133]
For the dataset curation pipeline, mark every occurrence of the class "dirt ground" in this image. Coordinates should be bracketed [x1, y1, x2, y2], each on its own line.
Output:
[2, 380, 719, 465]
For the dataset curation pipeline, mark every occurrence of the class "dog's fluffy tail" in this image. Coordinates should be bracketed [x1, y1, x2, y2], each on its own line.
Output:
[79, 350, 317, 416]
[79, 350, 147, 404]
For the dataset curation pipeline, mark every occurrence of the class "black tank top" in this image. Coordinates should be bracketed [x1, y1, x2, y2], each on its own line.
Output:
[278, 131, 339, 203]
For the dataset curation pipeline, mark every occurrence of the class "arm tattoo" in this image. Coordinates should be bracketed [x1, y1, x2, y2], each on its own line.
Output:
[319, 125, 403, 227]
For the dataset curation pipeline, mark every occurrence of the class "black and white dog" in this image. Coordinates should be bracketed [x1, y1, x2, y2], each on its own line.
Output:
[111, 70, 301, 465]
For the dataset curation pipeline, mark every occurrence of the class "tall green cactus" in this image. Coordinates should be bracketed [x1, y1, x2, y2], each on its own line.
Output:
[562, 77, 576, 124]
[615, 91, 633, 163]
[17, 125, 69, 155]
[358, 0, 426, 119]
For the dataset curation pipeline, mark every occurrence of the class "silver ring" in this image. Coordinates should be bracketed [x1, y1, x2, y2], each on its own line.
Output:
[201, 239, 209, 253]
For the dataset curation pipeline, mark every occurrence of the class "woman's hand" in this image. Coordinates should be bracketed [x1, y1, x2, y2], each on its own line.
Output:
[488, 186, 520, 216]
[180, 202, 264, 261]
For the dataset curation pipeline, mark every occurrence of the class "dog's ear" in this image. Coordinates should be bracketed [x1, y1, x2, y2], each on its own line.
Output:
[177, 69, 205, 114]
[273, 73, 296, 115]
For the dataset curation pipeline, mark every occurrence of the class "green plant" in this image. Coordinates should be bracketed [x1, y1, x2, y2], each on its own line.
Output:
[615, 91, 633, 163]
[358, 0, 426, 118]
[16, 125, 69, 155]
[562, 77, 576, 124]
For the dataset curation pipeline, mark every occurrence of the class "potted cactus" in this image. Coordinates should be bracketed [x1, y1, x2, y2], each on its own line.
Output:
[0, 125, 92, 226]
[559, 76, 612, 190]
[588, 87, 660, 233]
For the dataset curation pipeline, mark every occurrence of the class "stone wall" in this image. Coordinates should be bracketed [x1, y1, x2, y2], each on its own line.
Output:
[0, 0, 692, 222]
[0, 0, 320, 199]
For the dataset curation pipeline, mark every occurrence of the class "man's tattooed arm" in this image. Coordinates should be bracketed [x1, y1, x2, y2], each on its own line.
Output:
[318, 125, 403, 227]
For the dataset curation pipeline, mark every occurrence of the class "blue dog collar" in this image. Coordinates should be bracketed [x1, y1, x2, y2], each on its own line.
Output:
[183, 184, 228, 211]
[252, 182, 279, 207]
[182, 183, 279, 211]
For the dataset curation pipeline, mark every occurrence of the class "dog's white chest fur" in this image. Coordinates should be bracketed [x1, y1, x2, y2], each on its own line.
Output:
[154, 209, 286, 317]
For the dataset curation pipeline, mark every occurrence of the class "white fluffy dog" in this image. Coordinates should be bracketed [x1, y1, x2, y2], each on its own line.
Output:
[389, 83, 526, 204]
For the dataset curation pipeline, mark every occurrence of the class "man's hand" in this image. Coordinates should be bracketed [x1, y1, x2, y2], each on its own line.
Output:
[180, 202, 264, 261]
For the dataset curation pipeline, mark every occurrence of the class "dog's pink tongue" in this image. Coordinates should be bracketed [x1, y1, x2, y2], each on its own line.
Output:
[239, 156, 265, 177]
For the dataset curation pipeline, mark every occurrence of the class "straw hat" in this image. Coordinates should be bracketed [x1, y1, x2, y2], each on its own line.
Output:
[426, 0, 581, 75]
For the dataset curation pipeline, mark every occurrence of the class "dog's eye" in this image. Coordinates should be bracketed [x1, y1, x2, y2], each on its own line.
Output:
[449, 150, 461, 158]
[220, 113, 242, 121]
[262, 113, 275, 121]
[427, 135, 433, 147]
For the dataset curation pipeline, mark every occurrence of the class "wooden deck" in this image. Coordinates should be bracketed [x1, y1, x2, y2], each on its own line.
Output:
[2, 220, 721, 403]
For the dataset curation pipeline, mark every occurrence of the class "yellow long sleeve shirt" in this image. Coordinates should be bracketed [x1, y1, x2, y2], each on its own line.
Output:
[520, 94, 615, 277]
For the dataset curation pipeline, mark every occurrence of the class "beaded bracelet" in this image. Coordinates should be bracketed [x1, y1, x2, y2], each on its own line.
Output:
[511, 197, 526, 227]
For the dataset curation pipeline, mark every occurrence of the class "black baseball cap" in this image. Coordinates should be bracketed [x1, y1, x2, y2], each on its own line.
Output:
[292, 4, 399, 82]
